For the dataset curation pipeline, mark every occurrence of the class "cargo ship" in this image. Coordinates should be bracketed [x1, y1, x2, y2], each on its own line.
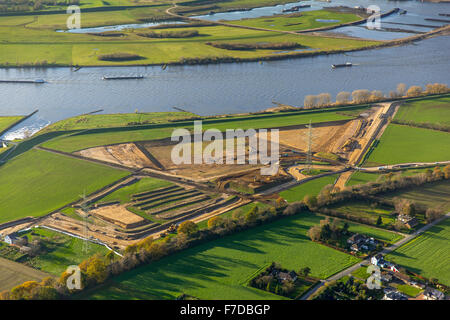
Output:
[102, 75, 144, 80]
[331, 62, 352, 69]
[0, 79, 45, 84]
[282, 5, 311, 13]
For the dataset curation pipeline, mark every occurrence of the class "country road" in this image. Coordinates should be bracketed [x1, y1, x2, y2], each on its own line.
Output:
[300, 213, 450, 300]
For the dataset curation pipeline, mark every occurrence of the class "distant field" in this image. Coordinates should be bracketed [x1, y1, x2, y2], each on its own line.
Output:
[85, 213, 360, 300]
[229, 9, 362, 31]
[196, 201, 269, 229]
[0, 116, 23, 134]
[280, 174, 338, 203]
[17, 227, 110, 275]
[387, 217, 450, 286]
[42, 109, 354, 152]
[327, 200, 396, 228]
[0, 257, 50, 292]
[40, 112, 197, 133]
[394, 95, 450, 126]
[380, 180, 450, 211]
[0, 149, 129, 223]
[346, 167, 432, 186]
[363, 124, 450, 166]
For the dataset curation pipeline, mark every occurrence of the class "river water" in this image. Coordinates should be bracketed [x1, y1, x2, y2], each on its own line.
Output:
[0, 0, 449, 139]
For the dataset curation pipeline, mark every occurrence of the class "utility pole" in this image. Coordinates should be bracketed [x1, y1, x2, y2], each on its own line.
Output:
[305, 120, 313, 173]
[79, 192, 90, 255]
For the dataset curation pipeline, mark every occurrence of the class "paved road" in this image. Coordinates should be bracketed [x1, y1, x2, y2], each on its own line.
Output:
[300, 213, 449, 300]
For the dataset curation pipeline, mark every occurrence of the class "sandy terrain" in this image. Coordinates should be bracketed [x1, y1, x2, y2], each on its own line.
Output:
[77, 143, 157, 169]
[91, 205, 146, 229]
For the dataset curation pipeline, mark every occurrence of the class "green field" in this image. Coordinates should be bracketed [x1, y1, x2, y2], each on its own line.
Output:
[280, 174, 338, 203]
[86, 213, 360, 300]
[363, 124, 450, 166]
[387, 218, 450, 286]
[97, 177, 173, 204]
[0, 116, 23, 134]
[0, 149, 129, 223]
[380, 180, 450, 211]
[229, 9, 362, 32]
[0, 4, 380, 67]
[39, 112, 197, 133]
[196, 201, 269, 229]
[16, 227, 110, 275]
[394, 95, 450, 126]
[346, 167, 434, 186]
[396, 284, 423, 297]
[42, 108, 355, 152]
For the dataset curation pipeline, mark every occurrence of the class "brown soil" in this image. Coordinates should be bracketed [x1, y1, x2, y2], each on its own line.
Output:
[90, 204, 146, 229]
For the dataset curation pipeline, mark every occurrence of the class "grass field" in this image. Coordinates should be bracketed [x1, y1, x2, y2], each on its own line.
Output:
[386, 217, 450, 286]
[346, 167, 434, 186]
[380, 180, 450, 211]
[0, 116, 23, 134]
[16, 227, 110, 276]
[39, 112, 197, 133]
[85, 213, 360, 300]
[394, 95, 450, 126]
[0, 6, 380, 67]
[42, 108, 354, 152]
[97, 177, 173, 204]
[362, 124, 450, 166]
[343, 220, 403, 244]
[0, 257, 50, 292]
[229, 9, 362, 32]
[0, 149, 129, 223]
[280, 174, 338, 203]
[196, 201, 269, 229]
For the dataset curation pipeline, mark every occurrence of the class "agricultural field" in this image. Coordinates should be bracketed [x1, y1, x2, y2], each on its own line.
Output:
[346, 167, 434, 186]
[15, 227, 110, 275]
[196, 201, 269, 229]
[280, 174, 338, 203]
[394, 95, 450, 126]
[0, 149, 129, 223]
[228, 9, 362, 32]
[0, 4, 380, 67]
[42, 108, 355, 152]
[362, 124, 450, 166]
[380, 180, 450, 212]
[386, 218, 450, 286]
[0, 115, 23, 134]
[86, 213, 360, 300]
[39, 112, 197, 133]
[0, 257, 50, 292]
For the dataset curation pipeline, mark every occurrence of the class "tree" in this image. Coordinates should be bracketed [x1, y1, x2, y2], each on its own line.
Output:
[444, 164, 450, 179]
[336, 91, 351, 104]
[207, 216, 223, 229]
[303, 194, 318, 209]
[406, 85, 423, 97]
[376, 215, 382, 226]
[299, 267, 311, 278]
[177, 220, 198, 237]
[396, 83, 407, 96]
[352, 89, 371, 103]
[106, 250, 115, 264]
[275, 197, 285, 208]
[304, 95, 318, 108]
[245, 206, 259, 222]
[433, 166, 444, 179]
[317, 93, 331, 107]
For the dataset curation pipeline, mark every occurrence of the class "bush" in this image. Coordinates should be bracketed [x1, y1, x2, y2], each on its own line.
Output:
[97, 53, 144, 61]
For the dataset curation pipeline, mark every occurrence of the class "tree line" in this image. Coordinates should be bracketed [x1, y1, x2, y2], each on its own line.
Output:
[303, 82, 449, 109]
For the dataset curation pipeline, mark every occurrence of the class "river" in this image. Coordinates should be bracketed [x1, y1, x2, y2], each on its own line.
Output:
[0, 0, 449, 139]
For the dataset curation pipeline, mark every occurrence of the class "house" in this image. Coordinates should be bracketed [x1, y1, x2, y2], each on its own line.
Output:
[390, 265, 399, 273]
[423, 288, 445, 300]
[397, 214, 419, 229]
[278, 271, 298, 282]
[383, 291, 408, 300]
[371, 254, 385, 266]
[347, 233, 365, 245]
[392, 272, 411, 284]
[20, 246, 32, 254]
[4, 234, 18, 245]
[381, 273, 392, 283]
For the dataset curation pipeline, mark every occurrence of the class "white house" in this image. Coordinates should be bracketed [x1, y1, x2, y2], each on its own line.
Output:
[4, 234, 18, 245]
